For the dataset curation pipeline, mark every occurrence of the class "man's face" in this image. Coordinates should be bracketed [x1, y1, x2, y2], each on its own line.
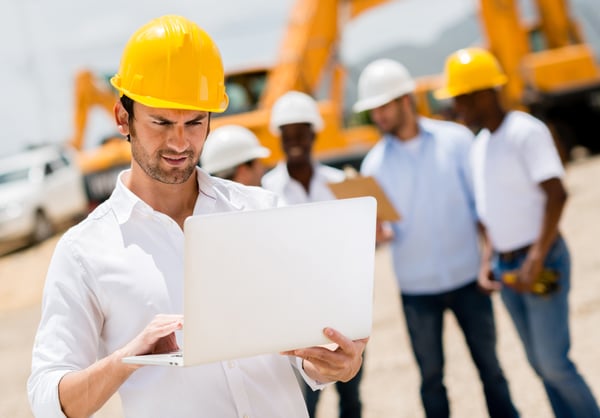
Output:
[369, 97, 406, 135]
[452, 92, 483, 129]
[279, 123, 315, 165]
[120, 102, 210, 184]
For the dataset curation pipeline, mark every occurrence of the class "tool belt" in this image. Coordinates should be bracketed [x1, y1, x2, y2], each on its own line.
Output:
[497, 244, 531, 263]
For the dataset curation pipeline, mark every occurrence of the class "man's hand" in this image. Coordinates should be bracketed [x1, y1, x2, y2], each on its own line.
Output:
[477, 264, 501, 294]
[117, 314, 183, 369]
[375, 220, 394, 246]
[282, 328, 368, 383]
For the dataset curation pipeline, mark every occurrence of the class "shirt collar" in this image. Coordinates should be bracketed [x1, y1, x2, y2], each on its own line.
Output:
[111, 167, 217, 224]
[382, 118, 433, 148]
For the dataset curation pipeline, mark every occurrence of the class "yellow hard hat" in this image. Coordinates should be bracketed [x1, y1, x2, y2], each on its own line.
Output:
[434, 47, 508, 100]
[110, 15, 229, 112]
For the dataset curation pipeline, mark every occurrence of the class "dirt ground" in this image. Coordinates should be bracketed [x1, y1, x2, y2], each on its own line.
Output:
[1, 155, 599, 418]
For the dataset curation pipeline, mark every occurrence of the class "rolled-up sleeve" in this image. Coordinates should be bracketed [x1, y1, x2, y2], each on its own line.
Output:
[28, 234, 103, 417]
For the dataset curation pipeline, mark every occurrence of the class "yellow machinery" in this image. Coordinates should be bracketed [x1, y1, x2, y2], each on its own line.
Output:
[419, 0, 600, 159]
[69, 70, 131, 207]
[69, 0, 599, 206]
[210, 0, 391, 168]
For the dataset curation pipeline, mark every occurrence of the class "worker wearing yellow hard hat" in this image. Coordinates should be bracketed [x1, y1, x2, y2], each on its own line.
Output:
[434, 47, 507, 100]
[437, 46, 600, 418]
[28, 15, 368, 418]
[110, 15, 229, 112]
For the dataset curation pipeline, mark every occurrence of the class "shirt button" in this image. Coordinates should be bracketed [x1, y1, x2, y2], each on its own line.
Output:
[243, 415, 250, 418]
[228, 361, 236, 368]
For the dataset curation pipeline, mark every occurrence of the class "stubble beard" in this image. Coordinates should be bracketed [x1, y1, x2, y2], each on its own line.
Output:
[132, 145, 197, 185]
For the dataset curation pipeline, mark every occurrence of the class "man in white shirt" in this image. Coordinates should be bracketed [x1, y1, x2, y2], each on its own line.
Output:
[435, 46, 600, 418]
[262, 91, 363, 418]
[27, 15, 367, 418]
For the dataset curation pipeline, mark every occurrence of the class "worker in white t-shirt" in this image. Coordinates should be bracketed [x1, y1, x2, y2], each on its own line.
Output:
[436, 46, 600, 418]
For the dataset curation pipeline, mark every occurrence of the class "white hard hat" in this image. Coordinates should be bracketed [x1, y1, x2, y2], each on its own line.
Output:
[269, 91, 324, 135]
[200, 125, 270, 174]
[353, 58, 416, 113]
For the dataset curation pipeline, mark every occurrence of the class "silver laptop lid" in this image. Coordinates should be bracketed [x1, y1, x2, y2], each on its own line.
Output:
[182, 196, 377, 365]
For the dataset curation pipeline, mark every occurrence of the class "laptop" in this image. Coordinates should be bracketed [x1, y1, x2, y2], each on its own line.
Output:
[122, 196, 376, 366]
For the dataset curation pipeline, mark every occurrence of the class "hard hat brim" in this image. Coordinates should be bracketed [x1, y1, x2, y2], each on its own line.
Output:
[111, 75, 229, 113]
[353, 81, 416, 113]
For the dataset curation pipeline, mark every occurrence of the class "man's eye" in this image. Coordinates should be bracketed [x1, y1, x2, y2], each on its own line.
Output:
[187, 120, 204, 126]
[153, 120, 171, 126]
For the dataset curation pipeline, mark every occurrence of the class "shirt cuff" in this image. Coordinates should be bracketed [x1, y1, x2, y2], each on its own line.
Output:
[294, 356, 331, 391]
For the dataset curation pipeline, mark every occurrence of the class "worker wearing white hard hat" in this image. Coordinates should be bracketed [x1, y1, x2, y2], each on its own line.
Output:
[263, 91, 363, 418]
[262, 90, 345, 204]
[354, 58, 520, 418]
[201, 125, 270, 186]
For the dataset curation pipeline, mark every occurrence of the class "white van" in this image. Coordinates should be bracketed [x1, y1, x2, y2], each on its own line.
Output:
[0, 145, 88, 254]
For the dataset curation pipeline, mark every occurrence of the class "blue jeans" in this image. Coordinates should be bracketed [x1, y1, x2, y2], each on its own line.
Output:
[401, 281, 519, 418]
[494, 236, 600, 418]
[304, 363, 363, 418]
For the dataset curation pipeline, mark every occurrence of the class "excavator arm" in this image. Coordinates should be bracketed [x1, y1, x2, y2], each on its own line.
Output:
[68, 70, 131, 207]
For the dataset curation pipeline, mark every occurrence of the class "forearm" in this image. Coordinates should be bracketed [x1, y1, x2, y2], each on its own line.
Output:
[58, 350, 135, 418]
[476, 222, 494, 270]
[532, 179, 567, 258]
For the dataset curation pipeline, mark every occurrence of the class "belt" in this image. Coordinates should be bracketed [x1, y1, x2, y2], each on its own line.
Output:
[497, 244, 531, 263]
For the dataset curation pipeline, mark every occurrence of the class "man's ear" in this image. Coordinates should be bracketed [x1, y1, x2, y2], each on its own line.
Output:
[114, 101, 130, 137]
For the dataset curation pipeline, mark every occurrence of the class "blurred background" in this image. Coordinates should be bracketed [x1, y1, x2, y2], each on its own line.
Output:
[1, 1, 600, 417]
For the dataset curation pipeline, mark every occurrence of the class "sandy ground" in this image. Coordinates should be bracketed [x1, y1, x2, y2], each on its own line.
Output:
[1, 155, 599, 418]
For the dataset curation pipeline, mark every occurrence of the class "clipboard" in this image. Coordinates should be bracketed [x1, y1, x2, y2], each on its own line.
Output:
[327, 176, 401, 222]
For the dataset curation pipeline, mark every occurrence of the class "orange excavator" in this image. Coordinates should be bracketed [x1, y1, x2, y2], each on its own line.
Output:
[417, 0, 600, 160]
[69, 70, 131, 207]
[209, 0, 392, 167]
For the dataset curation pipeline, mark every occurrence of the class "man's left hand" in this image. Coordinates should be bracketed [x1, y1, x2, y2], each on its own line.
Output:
[282, 327, 368, 383]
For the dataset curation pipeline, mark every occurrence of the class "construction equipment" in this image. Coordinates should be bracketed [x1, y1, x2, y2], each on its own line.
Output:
[209, 0, 392, 168]
[420, 0, 600, 160]
[69, 70, 131, 207]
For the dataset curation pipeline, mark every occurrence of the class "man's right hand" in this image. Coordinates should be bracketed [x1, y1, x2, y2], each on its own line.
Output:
[477, 265, 502, 294]
[117, 314, 183, 368]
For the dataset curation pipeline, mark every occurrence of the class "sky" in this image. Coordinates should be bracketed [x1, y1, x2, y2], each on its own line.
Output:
[1, 0, 598, 158]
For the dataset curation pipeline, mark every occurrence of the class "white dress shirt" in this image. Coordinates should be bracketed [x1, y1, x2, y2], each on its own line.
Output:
[261, 162, 345, 205]
[28, 168, 320, 418]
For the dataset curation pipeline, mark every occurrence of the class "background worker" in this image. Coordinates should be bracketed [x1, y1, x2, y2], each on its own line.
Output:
[262, 90, 345, 204]
[354, 58, 519, 418]
[27, 15, 367, 418]
[435, 47, 600, 418]
[262, 90, 363, 418]
[200, 124, 270, 186]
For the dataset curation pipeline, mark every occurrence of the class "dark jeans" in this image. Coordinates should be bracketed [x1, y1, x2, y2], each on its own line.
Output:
[304, 363, 363, 418]
[401, 280, 519, 418]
